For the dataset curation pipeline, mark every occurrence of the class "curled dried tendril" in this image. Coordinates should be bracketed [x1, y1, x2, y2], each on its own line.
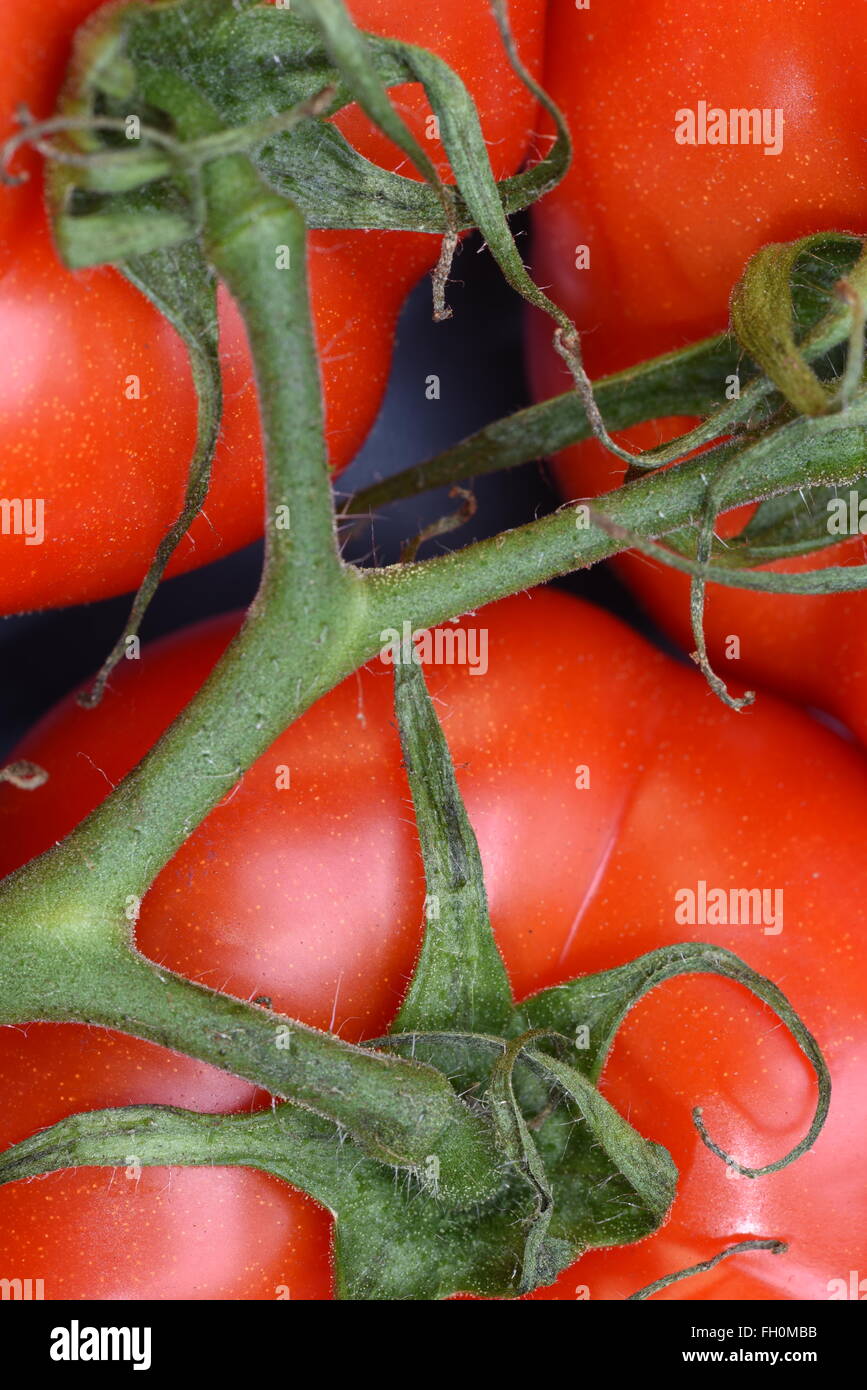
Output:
[627, 1239, 787, 1301]
[688, 472, 756, 713]
[553, 326, 641, 466]
[400, 487, 478, 563]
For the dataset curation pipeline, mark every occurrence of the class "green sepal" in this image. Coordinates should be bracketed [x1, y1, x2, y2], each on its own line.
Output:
[719, 231, 867, 557]
[487, 1031, 571, 1291]
[376, 1027, 679, 1280]
[521, 1046, 677, 1244]
[0, 1102, 350, 1215]
[44, 0, 568, 264]
[0, 1092, 561, 1300]
[0, 1034, 672, 1300]
[518, 941, 831, 1178]
[76, 231, 222, 705]
[391, 655, 513, 1036]
[488, 1031, 676, 1291]
[241, 2, 569, 234]
[47, 170, 223, 698]
[49, 186, 194, 266]
[384, 653, 680, 1288]
[731, 232, 867, 417]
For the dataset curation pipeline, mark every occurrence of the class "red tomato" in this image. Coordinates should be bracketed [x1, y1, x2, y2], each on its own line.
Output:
[0, 1026, 332, 1300]
[1, 588, 865, 1298]
[528, 0, 867, 740]
[0, 0, 546, 613]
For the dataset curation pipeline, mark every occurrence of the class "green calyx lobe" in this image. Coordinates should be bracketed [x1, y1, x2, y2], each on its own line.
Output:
[731, 232, 867, 418]
[42, 0, 569, 264]
[0, 656, 831, 1300]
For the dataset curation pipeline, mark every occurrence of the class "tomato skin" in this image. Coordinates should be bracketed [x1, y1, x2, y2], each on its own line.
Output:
[0, 1025, 333, 1300]
[1, 588, 866, 1299]
[528, 0, 867, 741]
[0, 0, 546, 614]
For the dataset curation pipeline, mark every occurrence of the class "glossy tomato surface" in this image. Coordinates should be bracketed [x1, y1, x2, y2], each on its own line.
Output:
[0, 589, 865, 1298]
[528, 0, 867, 740]
[0, 1026, 332, 1300]
[0, 0, 546, 613]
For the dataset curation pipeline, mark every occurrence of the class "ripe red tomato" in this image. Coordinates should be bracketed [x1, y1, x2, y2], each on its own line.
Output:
[0, 1026, 332, 1300]
[0, 0, 546, 614]
[1, 589, 865, 1298]
[528, 0, 867, 740]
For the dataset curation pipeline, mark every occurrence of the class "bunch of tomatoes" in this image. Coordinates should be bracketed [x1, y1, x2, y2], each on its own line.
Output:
[0, 0, 864, 1301]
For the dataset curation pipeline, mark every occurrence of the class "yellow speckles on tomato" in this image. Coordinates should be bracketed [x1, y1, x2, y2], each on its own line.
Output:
[531, 0, 867, 745]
